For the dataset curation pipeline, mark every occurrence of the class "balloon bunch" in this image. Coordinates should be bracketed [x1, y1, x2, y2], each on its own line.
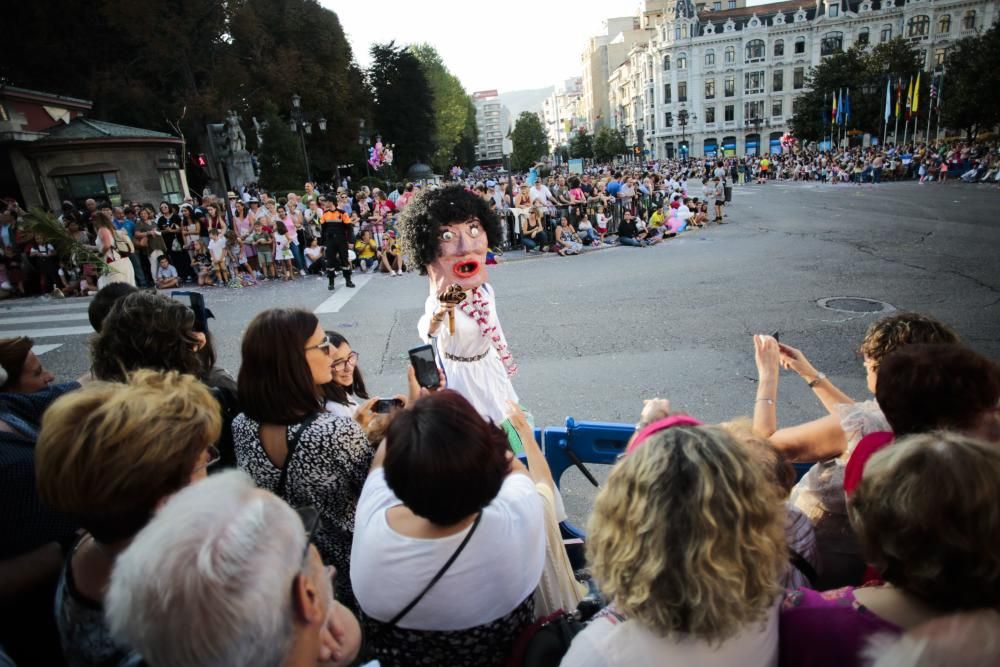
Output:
[367, 137, 394, 169]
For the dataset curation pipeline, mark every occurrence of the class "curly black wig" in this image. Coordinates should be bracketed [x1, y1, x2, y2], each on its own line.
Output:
[397, 185, 503, 274]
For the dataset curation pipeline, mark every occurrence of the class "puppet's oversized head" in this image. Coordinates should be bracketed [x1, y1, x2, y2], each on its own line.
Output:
[397, 185, 503, 293]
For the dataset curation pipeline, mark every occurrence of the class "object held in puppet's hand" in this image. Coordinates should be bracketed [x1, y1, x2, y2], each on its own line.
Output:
[438, 283, 467, 334]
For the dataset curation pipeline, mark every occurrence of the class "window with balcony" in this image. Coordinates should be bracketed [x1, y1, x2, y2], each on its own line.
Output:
[663, 83, 672, 103]
[664, 111, 673, 127]
[725, 46, 735, 64]
[705, 79, 716, 99]
[828, 4, 838, 18]
[705, 106, 716, 123]
[663, 55, 671, 70]
[907, 15, 930, 37]
[678, 81, 687, 102]
[774, 39, 784, 57]
[934, 47, 948, 66]
[794, 37, 805, 54]
[713, 1, 721, 9]
[724, 104, 735, 122]
[678, 54, 688, 70]
[745, 100, 765, 121]
[773, 69, 784, 92]
[793, 67, 804, 89]
[792, 97, 801, 114]
[821, 32, 843, 56]
[728, 0, 736, 8]
[938, 15, 951, 33]
[744, 70, 764, 94]
[858, 28, 869, 47]
[962, 10, 976, 30]
[745, 39, 765, 63]
[724, 76, 735, 97]
[881, 24, 892, 42]
[705, 50, 715, 66]
[772, 100, 783, 117]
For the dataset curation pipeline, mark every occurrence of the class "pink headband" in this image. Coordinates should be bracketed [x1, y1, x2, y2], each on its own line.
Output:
[626, 415, 704, 456]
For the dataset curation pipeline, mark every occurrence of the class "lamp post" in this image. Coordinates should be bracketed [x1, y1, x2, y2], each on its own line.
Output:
[290, 93, 326, 184]
[677, 106, 696, 163]
[745, 114, 763, 155]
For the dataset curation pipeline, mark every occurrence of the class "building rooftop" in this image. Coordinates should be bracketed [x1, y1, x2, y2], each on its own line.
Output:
[700, 0, 813, 22]
[36, 117, 177, 142]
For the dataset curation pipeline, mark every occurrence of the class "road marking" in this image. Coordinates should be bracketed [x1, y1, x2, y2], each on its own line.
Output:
[0, 301, 93, 314]
[313, 273, 374, 314]
[0, 313, 91, 326]
[0, 325, 95, 338]
[32, 344, 63, 356]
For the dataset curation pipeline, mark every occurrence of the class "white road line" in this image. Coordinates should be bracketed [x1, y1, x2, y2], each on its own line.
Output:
[32, 344, 63, 356]
[0, 325, 95, 338]
[313, 273, 374, 314]
[0, 313, 91, 326]
[0, 301, 93, 314]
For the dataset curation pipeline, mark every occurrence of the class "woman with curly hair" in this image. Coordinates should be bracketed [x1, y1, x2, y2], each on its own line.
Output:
[562, 422, 786, 667]
[398, 185, 525, 449]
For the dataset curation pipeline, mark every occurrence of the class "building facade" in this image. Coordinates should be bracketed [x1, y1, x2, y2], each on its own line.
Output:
[472, 90, 512, 164]
[542, 78, 585, 149]
[607, 0, 996, 159]
[581, 16, 649, 132]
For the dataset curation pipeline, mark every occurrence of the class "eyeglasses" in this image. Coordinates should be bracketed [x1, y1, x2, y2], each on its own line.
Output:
[331, 351, 359, 372]
[294, 504, 322, 563]
[194, 445, 221, 473]
[305, 335, 333, 353]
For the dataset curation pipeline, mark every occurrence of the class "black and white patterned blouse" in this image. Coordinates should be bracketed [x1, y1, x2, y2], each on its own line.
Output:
[232, 411, 373, 608]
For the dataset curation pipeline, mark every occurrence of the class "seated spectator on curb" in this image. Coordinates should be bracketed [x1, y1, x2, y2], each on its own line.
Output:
[562, 422, 785, 667]
[304, 236, 325, 275]
[154, 255, 179, 289]
[35, 370, 221, 667]
[755, 314, 959, 588]
[554, 216, 583, 256]
[843, 343, 1000, 494]
[353, 229, 378, 273]
[379, 230, 405, 276]
[779, 433, 1000, 667]
[616, 209, 649, 247]
[105, 470, 362, 667]
[521, 207, 549, 253]
[350, 390, 545, 667]
[234, 309, 373, 610]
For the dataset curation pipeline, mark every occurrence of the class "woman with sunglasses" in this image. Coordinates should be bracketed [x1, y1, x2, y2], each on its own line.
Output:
[35, 370, 222, 667]
[233, 309, 374, 611]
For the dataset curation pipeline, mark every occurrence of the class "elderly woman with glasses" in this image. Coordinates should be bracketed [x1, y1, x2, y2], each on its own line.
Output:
[233, 309, 374, 612]
[35, 370, 222, 667]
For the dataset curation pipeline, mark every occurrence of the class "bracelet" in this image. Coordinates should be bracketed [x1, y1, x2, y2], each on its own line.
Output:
[806, 372, 827, 388]
[755, 398, 775, 405]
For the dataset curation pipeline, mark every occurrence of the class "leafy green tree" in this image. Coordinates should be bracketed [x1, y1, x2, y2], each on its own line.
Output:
[593, 127, 626, 162]
[257, 105, 306, 192]
[940, 24, 1000, 140]
[455, 97, 479, 167]
[790, 39, 922, 143]
[510, 112, 548, 171]
[411, 44, 474, 173]
[369, 42, 436, 170]
[569, 130, 594, 159]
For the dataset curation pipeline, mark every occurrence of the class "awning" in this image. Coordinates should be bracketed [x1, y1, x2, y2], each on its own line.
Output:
[48, 163, 119, 177]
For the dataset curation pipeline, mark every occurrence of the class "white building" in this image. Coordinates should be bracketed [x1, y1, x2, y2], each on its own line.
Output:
[472, 89, 512, 164]
[542, 78, 585, 149]
[581, 16, 650, 132]
[607, 0, 996, 159]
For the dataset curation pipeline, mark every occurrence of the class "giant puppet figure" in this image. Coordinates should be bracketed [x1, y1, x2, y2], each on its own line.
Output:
[398, 185, 524, 447]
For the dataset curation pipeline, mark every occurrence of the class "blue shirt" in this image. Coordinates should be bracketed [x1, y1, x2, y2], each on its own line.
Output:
[606, 180, 622, 197]
[113, 218, 136, 238]
[527, 167, 539, 186]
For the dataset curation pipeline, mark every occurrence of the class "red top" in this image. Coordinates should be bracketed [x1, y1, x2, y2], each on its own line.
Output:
[843, 431, 894, 495]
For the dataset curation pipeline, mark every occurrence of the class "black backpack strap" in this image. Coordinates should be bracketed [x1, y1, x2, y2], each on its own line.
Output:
[789, 547, 819, 589]
[387, 511, 483, 627]
[275, 413, 322, 499]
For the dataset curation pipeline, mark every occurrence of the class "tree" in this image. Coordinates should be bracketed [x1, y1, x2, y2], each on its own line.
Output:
[455, 97, 479, 167]
[569, 130, 594, 159]
[940, 25, 1000, 140]
[411, 44, 475, 173]
[593, 127, 626, 162]
[257, 105, 306, 192]
[510, 112, 548, 171]
[369, 42, 436, 170]
[790, 39, 923, 143]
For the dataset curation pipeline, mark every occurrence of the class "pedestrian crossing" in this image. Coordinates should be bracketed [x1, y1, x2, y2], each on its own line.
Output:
[0, 297, 94, 355]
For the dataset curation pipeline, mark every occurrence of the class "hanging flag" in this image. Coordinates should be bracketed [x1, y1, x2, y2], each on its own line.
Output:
[911, 71, 921, 119]
[905, 76, 914, 121]
[831, 90, 837, 124]
[895, 78, 902, 118]
[884, 78, 891, 122]
[836, 88, 843, 125]
[935, 71, 944, 112]
[844, 88, 851, 125]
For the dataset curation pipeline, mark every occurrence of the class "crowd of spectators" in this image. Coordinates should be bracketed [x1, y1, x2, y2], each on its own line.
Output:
[0, 253, 997, 666]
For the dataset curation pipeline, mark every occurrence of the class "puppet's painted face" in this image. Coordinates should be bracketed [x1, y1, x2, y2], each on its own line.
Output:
[427, 217, 489, 292]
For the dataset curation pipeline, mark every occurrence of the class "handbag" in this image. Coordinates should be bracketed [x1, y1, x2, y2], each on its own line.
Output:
[508, 599, 607, 667]
[114, 230, 135, 257]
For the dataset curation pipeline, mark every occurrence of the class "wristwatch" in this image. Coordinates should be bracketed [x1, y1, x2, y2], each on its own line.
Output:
[806, 372, 827, 388]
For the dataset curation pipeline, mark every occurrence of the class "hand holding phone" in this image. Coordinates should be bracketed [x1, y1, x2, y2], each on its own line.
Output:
[408, 344, 440, 389]
[373, 398, 404, 414]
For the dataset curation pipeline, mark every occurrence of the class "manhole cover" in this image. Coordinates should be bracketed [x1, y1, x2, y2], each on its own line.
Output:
[817, 297, 895, 314]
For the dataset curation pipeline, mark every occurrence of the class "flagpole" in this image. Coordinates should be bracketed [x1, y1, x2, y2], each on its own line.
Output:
[935, 70, 945, 141]
[882, 79, 890, 147]
[893, 78, 900, 146]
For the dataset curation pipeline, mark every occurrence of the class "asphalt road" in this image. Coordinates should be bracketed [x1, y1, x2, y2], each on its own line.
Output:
[6, 180, 999, 524]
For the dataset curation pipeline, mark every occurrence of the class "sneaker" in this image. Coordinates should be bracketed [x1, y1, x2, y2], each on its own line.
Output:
[299, 270, 306, 277]
[51, 287, 66, 299]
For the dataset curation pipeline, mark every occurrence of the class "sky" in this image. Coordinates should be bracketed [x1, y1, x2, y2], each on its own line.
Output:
[329, 1, 774, 94]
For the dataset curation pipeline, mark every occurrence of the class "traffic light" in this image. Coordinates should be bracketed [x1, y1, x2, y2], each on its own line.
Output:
[196, 154, 207, 168]
[633, 145, 641, 155]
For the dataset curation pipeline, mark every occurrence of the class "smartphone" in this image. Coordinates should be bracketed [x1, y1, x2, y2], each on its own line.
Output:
[373, 398, 404, 414]
[171, 291, 214, 332]
[771, 331, 780, 342]
[408, 344, 440, 389]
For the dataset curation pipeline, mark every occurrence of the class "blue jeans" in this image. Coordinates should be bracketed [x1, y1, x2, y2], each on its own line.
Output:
[291, 243, 305, 270]
[128, 253, 147, 286]
[619, 236, 646, 247]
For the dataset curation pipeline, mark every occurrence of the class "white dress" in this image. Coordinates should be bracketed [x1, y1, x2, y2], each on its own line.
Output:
[417, 283, 517, 426]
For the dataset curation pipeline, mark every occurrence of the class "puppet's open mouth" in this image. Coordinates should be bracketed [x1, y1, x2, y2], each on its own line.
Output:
[453, 260, 480, 278]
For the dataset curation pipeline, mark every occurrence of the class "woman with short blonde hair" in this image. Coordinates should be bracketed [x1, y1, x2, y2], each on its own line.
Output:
[36, 370, 221, 667]
[563, 424, 786, 666]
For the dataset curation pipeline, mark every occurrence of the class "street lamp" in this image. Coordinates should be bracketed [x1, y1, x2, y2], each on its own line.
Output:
[745, 113, 763, 155]
[289, 93, 326, 183]
[677, 106, 696, 163]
